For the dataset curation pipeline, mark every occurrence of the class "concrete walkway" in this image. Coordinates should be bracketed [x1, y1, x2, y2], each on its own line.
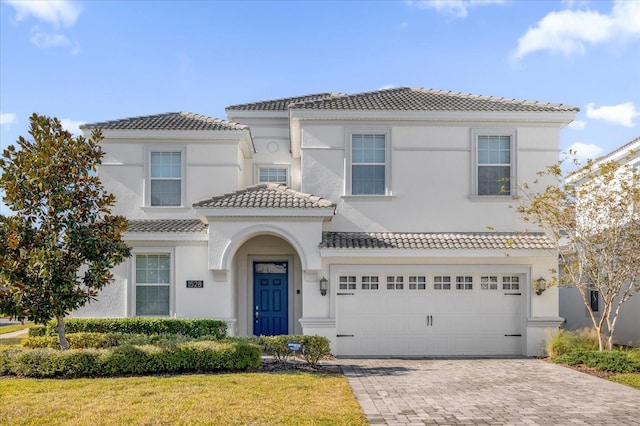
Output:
[339, 358, 640, 425]
[0, 328, 29, 339]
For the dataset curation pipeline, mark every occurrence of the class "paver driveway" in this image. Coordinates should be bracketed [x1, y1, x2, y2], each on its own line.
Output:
[339, 358, 640, 425]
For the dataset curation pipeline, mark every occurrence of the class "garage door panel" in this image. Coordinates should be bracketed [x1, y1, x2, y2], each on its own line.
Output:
[336, 273, 525, 356]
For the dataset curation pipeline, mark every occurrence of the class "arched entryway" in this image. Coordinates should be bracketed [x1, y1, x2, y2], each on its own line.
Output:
[232, 235, 304, 336]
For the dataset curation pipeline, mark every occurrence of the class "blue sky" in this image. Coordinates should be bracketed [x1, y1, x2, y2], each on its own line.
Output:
[1, 0, 639, 166]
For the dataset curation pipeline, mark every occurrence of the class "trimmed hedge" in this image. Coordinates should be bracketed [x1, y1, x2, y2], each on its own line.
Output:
[0, 340, 261, 378]
[257, 335, 331, 366]
[552, 350, 640, 373]
[30, 318, 227, 339]
[23, 332, 123, 349]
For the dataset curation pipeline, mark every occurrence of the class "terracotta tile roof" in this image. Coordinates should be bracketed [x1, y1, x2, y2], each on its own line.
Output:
[81, 112, 248, 131]
[127, 219, 208, 233]
[226, 93, 346, 112]
[320, 232, 554, 250]
[193, 183, 336, 209]
[291, 87, 578, 113]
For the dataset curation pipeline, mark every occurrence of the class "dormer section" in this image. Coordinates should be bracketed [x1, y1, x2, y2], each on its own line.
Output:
[227, 93, 344, 190]
[80, 112, 254, 219]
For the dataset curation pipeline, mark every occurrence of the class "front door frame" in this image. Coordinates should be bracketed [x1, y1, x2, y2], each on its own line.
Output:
[248, 255, 294, 336]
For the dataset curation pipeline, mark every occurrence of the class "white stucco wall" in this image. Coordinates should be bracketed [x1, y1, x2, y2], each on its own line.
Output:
[300, 122, 559, 233]
[98, 137, 249, 219]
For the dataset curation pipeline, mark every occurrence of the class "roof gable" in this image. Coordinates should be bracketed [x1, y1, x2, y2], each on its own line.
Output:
[81, 112, 248, 131]
[193, 183, 336, 209]
[291, 87, 579, 113]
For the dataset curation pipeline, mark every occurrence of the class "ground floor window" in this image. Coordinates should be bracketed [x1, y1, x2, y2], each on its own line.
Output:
[135, 253, 171, 316]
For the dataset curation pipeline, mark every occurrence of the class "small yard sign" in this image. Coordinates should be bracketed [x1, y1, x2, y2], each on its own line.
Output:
[287, 341, 302, 352]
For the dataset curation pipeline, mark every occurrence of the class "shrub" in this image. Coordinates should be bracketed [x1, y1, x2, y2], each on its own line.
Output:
[36, 318, 228, 339]
[299, 335, 331, 366]
[258, 335, 294, 362]
[23, 332, 123, 349]
[546, 328, 598, 357]
[0, 340, 261, 378]
[257, 335, 331, 366]
[552, 350, 640, 373]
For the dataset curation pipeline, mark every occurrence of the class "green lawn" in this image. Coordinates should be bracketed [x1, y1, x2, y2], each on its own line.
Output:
[0, 372, 367, 425]
[611, 373, 640, 389]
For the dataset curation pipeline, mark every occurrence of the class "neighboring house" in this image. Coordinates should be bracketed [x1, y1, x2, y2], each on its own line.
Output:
[75, 87, 578, 356]
[560, 137, 640, 346]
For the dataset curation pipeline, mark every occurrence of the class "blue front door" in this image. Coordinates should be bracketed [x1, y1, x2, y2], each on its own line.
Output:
[253, 262, 288, 336]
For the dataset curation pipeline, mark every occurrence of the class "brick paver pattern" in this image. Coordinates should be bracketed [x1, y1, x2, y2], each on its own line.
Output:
[339, 358, 640, 426]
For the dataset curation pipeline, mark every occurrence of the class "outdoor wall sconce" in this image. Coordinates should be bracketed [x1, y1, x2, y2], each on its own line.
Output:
[534, 277, 547, 295]
[319, 277, 328, 296]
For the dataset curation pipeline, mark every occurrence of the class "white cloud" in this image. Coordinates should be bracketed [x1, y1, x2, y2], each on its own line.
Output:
[60, 118, 85, 136]
[5, 0, 80, 28]
[566, 142, 604, 163]
[513, 0, 640, 60]
[30, 31, 70, 49]
[0, 113, 17, 125]
[567, 120, 587, 130]
[586, 102, 638, 128]
[378, 84, 396, 90]
[411, 0, 506, 18]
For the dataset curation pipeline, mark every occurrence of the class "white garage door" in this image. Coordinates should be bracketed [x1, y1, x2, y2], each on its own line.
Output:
[336, 273, 524, 356]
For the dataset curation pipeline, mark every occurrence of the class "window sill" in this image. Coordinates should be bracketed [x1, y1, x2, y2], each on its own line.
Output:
[468, 195, 514, 202]
[141, 206, 193, 212]
[341, 195, 396, 201]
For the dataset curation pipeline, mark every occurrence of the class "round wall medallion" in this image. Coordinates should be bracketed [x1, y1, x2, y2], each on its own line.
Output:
[267, 141, 279, 153]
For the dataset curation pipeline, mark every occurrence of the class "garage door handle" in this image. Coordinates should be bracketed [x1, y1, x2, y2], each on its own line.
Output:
[426, 315, 433, 326]
[504, 334, 522, 337]
[337, 334, 354, 337]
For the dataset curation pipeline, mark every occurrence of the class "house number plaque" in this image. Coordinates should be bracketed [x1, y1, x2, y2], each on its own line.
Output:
[186, 280, 204, 289]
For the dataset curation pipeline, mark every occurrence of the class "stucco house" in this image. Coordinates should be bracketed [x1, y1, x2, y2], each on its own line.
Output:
[75, 87, 578, 356]
[560, 136, 640, 347]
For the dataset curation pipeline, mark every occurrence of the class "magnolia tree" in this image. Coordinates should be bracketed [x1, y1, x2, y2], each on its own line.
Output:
[0, 114, 130, 349]
[517, 156, 640, 350]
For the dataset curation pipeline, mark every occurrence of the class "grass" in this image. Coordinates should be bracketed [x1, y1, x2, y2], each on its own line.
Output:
[0, 372, 367, 425]
[610, 348, 640, 389]
[610, 373, 640, 389]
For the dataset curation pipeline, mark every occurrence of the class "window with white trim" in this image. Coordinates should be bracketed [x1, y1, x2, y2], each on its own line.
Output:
[475, 133, 514, 196]
[361, 276, 379, 290]
[481, 276, 498, 290]
[150, 152, 182, 206]
[409, 276, 426, 290]
[135, 253, 171, 316]
[502, 276, 520, 290]
[258, 167, 288, 185]
[349, 133, 389, 195]
[339, 276, 357, 290]
[456, 276, 473, 290]
[386, 276, 404, 290]
[434, 276, 451, 290]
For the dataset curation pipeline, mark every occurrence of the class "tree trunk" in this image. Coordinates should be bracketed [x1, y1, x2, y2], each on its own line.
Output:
[57, 315, 69, 350]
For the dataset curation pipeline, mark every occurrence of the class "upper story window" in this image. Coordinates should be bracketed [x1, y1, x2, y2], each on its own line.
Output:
[352, 134, 385, 195]
[349, 132, 390, 195]
[477, 135, 511, 196]
[258, 166, 289, 185]
[150, 152, 181, 206]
